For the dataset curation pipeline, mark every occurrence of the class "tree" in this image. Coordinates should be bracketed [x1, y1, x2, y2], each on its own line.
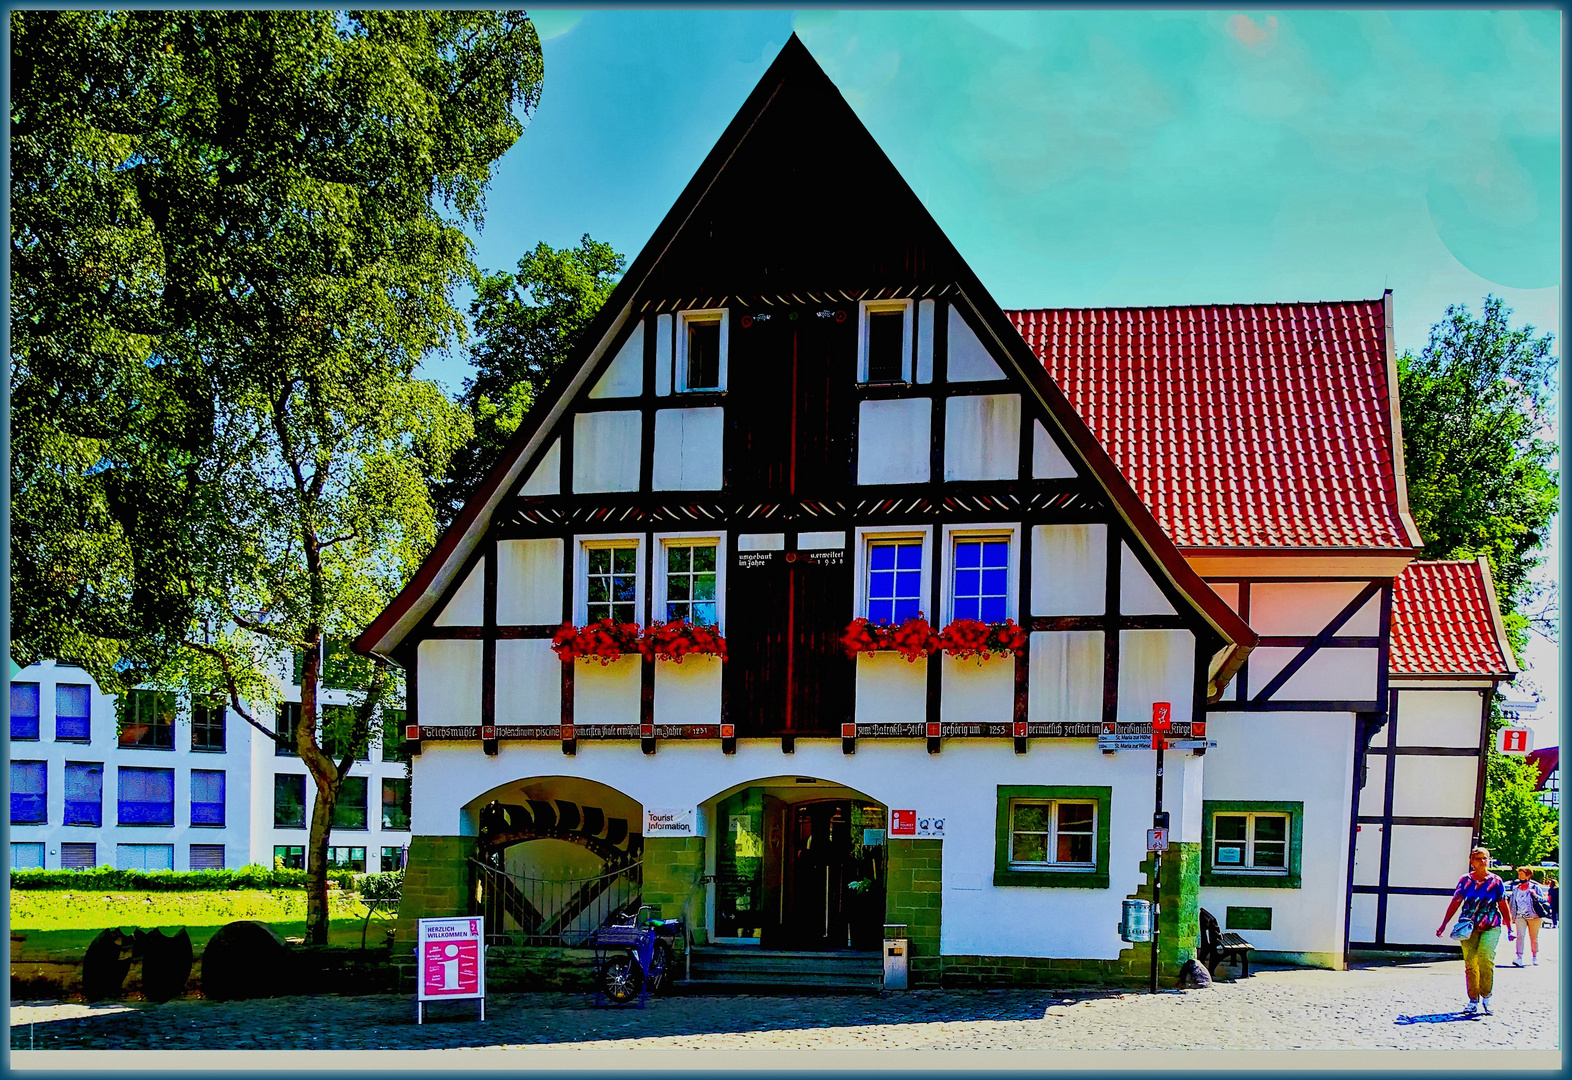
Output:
[10, 10, 541, 943]
[1397, 295, 1559, 659]
[435, 235, 624, 525]
[1480, 748, 1558, 868]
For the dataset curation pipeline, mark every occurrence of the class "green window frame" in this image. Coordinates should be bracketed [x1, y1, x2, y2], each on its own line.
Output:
[994, 785, 1112, 889]
[1201, 800, 1303, 889]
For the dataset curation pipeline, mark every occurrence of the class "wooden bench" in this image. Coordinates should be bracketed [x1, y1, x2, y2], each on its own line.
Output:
[1199, 908, 1256, 978]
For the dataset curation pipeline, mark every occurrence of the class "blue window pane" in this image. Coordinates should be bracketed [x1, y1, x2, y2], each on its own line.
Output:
[954, 542, 980, 569]
[869, 600, 893, 625]
[869, 570, 894, 599]
[896, 570, 921, 598]
[192, 802, 225, 826]
[955, 597, 979, 621]
[982, 568, 1008, 596]
[955, 569, 980, 599]
[11, 793, 46, 823]
[64, 799, 102, 827]
[56, 715, 90, 741]
[982, 542, 1010, 568]
[892, 598, 920, 622]
[869, 546, 895, 571]
[693, 602, 717, 626]
[11, 683, 40, 740]
[980, 596, 1007, 622]
[896, 544, 922, 570]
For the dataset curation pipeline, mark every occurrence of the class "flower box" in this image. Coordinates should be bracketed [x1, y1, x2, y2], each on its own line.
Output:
[644, 619, 728, 663]
[551, 620, 645, 665]
[840, 616, 938, 662]
[936, 618, 1029, 661]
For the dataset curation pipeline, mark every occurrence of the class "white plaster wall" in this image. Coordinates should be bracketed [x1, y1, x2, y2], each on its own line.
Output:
[519, 439, 561, 496]
[1386, 893, 1458, 947]
[1202, 711, 1357, 959]
[939, 654, 1014, 726]
[944, 394, 1020, 482]
[1391, 756, 1479, 819]
[433, 560, 484, 627]
[1031, 419, 1077, 480]
[1208, 582, 1240, 613]
[590, 321, 645, 398]
[494, 639, 560, 726]
[1119, 543, 1175, 616]
[653, 655, 722, 724]
[653, 407, 724, 491]
[946, 306, 1006, 382]
[409, 738, 1165, 961]
[1115, 630, 1194, 727]
[496, 539, 563, 626]
[1246, 646, 1380, 702]
[915, 299, 935, 384]
[654, 314, 673, 397]
[418, 640, 482, 726]
[572, 655, 642, 725]
[1395, 690, 1486, 748]
[1027, 631, 1103, 724]
[854, 654, 929, 724]
[1248, 582, 1381, 637]
[1348, 893, 1378, 942]
[572, 411, 642, 493]
[857, 398, 931, 486]
[1352, 823, 1382, 886]
[1031, 524, 1107, 616]
[1387, 825, 1474, 890]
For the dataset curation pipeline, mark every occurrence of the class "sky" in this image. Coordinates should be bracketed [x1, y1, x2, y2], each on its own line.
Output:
[428, 8, 1562, 745]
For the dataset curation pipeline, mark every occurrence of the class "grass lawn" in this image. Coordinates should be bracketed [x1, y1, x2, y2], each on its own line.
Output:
[10, 890, 391, 960]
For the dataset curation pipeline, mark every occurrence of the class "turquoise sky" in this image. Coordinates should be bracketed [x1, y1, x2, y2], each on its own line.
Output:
[446, 8, 1562, 737]
[435, 8, 1560, 390]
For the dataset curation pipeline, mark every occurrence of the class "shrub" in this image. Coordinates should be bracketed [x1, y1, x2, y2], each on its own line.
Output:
[10, 865, 313, 891]
[356, 870, 404, 903]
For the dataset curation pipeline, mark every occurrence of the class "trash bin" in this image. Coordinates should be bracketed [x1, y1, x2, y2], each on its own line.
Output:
[882, 924, 909, 990]
[1120, 899, 1153, 943]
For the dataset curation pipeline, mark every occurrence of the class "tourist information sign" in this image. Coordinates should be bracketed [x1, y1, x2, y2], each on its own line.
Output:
[416, 916, 486, 1024]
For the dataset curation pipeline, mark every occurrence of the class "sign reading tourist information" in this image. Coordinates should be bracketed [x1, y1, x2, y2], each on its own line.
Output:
[1497, 727, 1534, 755]
[416, 916, 485, 1024]
[890, 810, 945, 839]
[644, 807, 697, 836]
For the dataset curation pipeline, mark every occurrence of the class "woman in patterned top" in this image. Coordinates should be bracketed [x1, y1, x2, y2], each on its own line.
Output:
[1435, 847, 1515, 1015]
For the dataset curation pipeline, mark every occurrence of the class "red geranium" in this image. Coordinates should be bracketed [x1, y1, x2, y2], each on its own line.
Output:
[937, 618, 1030, 661]
[644, 620, 728, 663]
[551, 619, 645, 665]
[841, 615, 939, 662]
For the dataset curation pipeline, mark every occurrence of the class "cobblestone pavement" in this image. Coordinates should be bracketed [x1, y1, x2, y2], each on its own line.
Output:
[11, 927, 1559, 1053]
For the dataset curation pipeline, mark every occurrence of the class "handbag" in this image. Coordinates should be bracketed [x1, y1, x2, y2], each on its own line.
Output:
[1531, 892, 1552, 920]
[1449, 915, 1476, 939]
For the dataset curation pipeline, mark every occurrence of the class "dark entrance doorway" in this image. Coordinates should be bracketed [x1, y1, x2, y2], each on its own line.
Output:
[760, 798, 886, 951]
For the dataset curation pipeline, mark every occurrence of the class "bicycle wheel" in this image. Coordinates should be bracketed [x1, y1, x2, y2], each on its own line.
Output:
[601, 953, 643, 1005]
[647, 940, 676, 993]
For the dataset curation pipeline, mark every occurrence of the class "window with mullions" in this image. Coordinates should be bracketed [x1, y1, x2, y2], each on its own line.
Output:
[274, 844, 305, 870]
[664, 543, 717, 625]
[382, 708, 409, 763]
[866, 540, 923, 624]
[11, 761, 47, 824]
[1009, 800, 1096, 869]
[586, 546, 637, 623]
[332, 775, 368, 830]
[952, 538, 1009, 622]
[192, 695, 225, 751]
[64, 762, 103, 826]
[275, 702, 302, 756]
[274, 774, 307, 828]
[678, 310, 726, 391]
[321, 704, 369, 762]
[1214, 813, 1287, 870]
[120, 690, 174, 749]
[327, 846, 367, 873]
[10, 682, 40, 740]
[1201, 800, 1303, 889]
[382, 777, 411, 831]
[55, 684, 91, 741]
[190, 770, 225, 827]
[380, 846, 406, 873]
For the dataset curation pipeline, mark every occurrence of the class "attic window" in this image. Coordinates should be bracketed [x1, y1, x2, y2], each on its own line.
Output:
[678, 309, 727, 392]
[859, 300, 913, 384]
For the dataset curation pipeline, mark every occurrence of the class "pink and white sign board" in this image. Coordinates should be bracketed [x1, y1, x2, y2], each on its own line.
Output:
[416, 916, 485, 1021]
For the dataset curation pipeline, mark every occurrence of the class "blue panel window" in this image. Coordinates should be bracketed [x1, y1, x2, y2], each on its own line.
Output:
[118, 766, 175, 826]
[64, 762, 104, 826]
[10, 761, 47, 824]
[953, 539, 1010, 622]
[190, 769, 226, 827]
[56, 684, 91, 742]
[11, 682, 40, 740]
[866, 540, 923, 625]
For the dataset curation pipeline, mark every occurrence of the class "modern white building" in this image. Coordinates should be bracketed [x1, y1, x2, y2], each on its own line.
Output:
[8, 655, 412, 874]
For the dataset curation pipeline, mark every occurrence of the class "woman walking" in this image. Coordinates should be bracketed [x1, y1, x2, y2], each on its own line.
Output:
[1508, 866, 1548, 965]
[1436, 847, 1514, 1015]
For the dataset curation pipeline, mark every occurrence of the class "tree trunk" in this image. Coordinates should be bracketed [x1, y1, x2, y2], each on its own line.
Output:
[297, 639, 340, 946]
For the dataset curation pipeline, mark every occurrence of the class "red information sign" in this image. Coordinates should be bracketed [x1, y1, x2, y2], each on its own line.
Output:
[891, 809, 917, 836]
[1497, 727, 1533, 755]
[417, 917, 484, 1002]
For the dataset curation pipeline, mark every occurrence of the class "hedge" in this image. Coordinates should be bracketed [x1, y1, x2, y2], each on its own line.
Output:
[9, 865, 365, 891]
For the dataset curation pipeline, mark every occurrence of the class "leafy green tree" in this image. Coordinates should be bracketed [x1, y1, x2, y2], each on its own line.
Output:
[436, 235, 624, 525]
[1397, 295, 1558, 659]
[10, 10, 540, 942]
[1480, 748, 1558, 868]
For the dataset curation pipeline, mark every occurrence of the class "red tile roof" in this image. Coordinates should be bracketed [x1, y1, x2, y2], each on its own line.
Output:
[1006, 301, 1422, 551]
[1389, 559, 1516, 678]
[1527, 746, 1558, 789]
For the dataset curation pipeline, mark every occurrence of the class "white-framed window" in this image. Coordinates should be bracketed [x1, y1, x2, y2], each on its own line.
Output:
[677, 308, 728, 392]
[1008, 798, 1097, 870]
[941, 524, 1019, 624]
[1212, 812, 1289, 872]
[654, 533, 724, 628]
[853, 527, 931, 625]
[858, 299, 914, 384]
[576, 536, 644, 625]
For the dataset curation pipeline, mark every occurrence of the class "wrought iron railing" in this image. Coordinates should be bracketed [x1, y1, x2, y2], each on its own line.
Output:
[470, 857, 642, 947]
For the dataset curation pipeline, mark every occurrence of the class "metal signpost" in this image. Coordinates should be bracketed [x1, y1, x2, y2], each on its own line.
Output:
[1149, 701, 1170, 994]
[416, 915, 486, 1024]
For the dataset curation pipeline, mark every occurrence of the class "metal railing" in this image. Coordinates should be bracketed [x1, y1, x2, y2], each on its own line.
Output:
[470, 857, 642, 947]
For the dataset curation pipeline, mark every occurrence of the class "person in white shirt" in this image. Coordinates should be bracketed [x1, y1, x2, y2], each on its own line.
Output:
[1508, 866, 1548, 966]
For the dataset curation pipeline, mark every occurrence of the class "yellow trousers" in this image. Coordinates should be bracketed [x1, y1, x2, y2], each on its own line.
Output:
[1458, 926, 1501, 1000]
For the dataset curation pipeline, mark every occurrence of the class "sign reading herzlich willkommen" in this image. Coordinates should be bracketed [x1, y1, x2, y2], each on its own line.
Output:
[417, 916, 485, 1006]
